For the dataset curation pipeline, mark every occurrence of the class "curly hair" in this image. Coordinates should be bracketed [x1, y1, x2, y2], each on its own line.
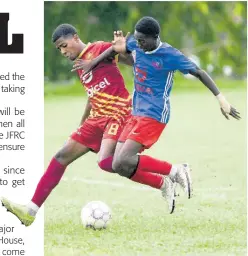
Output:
[135, 16, 160, 38]
[52, 24, 77, 43]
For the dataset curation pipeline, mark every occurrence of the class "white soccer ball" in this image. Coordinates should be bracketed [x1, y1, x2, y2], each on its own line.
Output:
[81, 201, 112, 230]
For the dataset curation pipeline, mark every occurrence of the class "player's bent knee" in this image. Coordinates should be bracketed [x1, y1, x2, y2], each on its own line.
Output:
[54, 150, 70, 166]
[54, 151, 64, 162]
[112, 156, 131, 177]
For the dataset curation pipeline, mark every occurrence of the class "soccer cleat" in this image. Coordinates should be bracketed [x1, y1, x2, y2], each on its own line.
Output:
[161, 177, 176, 214]
[170, 163, 192, 199]
[1, 197, 35, 227]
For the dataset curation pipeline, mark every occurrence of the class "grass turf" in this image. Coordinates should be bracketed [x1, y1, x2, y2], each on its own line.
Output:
[44, 90, 246, 256]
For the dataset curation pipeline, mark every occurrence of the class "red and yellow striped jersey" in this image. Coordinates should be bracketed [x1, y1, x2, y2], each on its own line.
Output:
[77, 41, 131, 122]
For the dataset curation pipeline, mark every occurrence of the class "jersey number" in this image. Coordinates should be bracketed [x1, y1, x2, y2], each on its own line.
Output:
[108, 123, 119, 135]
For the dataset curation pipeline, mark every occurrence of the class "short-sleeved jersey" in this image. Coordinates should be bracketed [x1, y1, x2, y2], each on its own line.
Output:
[77, 41, 131, 123]
[126, 35, 198, 124]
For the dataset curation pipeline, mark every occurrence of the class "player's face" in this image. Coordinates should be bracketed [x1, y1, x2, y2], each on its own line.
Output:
[134, 31, 158, 52]
[55, 35, 81, 61]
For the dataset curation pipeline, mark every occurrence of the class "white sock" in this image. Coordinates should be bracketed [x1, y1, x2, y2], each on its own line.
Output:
[168, 165, 177, 179]
[27, 201, 39, 216]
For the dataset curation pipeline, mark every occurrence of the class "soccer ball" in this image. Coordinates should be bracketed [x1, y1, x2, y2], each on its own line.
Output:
[81, 201, 112, 230]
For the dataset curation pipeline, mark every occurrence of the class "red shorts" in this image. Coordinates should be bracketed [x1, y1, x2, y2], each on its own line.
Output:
[119, 116, 166, 149]
[71, 117, 126, 153]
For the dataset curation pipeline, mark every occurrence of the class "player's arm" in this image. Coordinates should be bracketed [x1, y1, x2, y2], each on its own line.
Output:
[71, 31, 130, 73]
[79, 97, 92, 126]
[73, 47, 133, 71]
[117, 53, 134, 66]
[89, 30, 129, 62]
[189, 68, 220, 95]
[189, 68, 240, 120]
[71, 46, 117, 73]
[171, 47, 241, 120]
[71, 48, 116, 73]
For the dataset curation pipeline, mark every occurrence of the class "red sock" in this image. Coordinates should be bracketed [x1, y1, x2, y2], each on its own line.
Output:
[99, 156, 164, 189]
[137, 155, 172, 175]
[98, 156, 113, 172]
[31, 157, 66, 207]
[131, 170, 163, 189]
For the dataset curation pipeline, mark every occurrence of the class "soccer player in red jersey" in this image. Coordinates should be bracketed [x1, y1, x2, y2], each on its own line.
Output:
[72, 17, 241, 214]
[1, 23, 176, 226]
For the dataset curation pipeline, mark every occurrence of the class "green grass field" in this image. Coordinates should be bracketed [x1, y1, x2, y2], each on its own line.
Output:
[44, 89, 246, 256]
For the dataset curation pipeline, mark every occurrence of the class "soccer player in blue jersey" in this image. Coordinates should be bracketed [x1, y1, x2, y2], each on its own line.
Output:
[72, 16, 241, 213]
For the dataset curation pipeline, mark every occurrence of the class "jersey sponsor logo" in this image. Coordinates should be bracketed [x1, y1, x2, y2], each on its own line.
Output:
[81, 71, 93, 84]
[87, 78, 110, 98]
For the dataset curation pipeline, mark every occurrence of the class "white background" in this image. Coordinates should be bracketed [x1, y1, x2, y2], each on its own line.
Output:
[0, 1, 44, 256]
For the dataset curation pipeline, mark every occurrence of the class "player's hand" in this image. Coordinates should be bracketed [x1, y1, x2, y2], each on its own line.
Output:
[71, 59, 94, 73]
[220, 106, 241, 120]
[112, 30, 130, 53]
[217, 93, 241, 120]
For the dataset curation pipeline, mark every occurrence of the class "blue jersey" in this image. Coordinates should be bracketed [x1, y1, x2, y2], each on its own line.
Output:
[126, 35, 198, 124]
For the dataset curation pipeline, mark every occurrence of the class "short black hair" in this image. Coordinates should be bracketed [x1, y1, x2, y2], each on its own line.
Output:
[135, 16, 160, 38]
[52, 24, 77, 43]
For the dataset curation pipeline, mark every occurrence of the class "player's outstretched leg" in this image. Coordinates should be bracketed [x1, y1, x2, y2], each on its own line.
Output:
[98, 140, 177, 212]
[113, 140, 178, 213]
[1, 139, 90, 227]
